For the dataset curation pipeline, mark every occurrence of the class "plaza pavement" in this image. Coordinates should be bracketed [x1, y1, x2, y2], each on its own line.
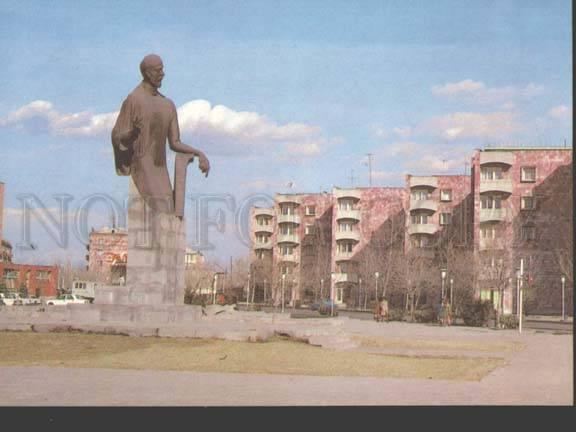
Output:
[0, 314, 572, 406]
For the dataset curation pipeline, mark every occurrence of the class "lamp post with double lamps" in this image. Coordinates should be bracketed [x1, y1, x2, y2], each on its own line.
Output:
[561, 275, 566, 321]
[440, 268, 447, 301]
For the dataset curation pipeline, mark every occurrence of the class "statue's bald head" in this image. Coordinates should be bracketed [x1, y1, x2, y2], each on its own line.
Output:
[140, 54, 163, 77]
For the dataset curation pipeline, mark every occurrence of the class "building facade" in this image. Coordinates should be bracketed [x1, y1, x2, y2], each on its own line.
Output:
[471, 148, 573, 315]
[249, 146, 573, 316]
[0, 263, 59, 297]
[86, 226, 128, 283]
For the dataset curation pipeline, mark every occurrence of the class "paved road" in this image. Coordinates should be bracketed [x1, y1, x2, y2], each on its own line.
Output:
[0, 321, 571, 406]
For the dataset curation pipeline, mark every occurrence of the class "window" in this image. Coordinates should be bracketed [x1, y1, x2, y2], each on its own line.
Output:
[440, 213, 452, 225]
[440, 189, 452, 201]
[521, 196, 535, 210]
[410, 213, 428, 224]
[305, 224, 315, 235]
[305, 205, 316, 216]
[481, 167, 503, 180]
[256, 234, 270, 244]
[338, 200, 354, 211]
[481, 226, 497, 239]
[521, 167, 536, 182]
[521, 225, 536, 241]
[256, 216, 270, 226]
[256, 250, 267, 260]
[279, 245, 294, 255]
[481, 195, 502, 209]
[280, 265, 292, 275]
[279, 225, 294, 235]
[337, 242, 354, 253]
[338, 222, 355, 232]
[411, 236, 430, 248]
[280, 205, 295, 215]
[411, 189, 431, 201]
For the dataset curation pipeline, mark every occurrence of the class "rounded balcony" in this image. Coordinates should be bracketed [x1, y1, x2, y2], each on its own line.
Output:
[409, 199, 438, 212]
[277, 214, 301, 225]
[479, 208, 508, 223]
[335, 230, 361, 242]
[253, 240, 273, 250]
[408, 224, 438, 236]
[336, 209, 361, 221]
[480, 151, 514, 166]
[479, 179, 513, 195]
[276, 234, 300, 245]
[279, 254, 298, 264]
[409, 176, 438, 189]
[334, 251, 356, 262]
[276, 194, 301, 206]
[253, 207, 275, 217]
[253, 225, 274, 234]
[333, 272, 359, 284]
[333, 188, 361, 201]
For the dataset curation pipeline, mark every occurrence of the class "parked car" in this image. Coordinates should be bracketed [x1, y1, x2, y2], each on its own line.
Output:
[311, 299, 339, 316]
[45, 294, 90, 306]
[0, 293, 23, 306]
[21, 296, 42, 306]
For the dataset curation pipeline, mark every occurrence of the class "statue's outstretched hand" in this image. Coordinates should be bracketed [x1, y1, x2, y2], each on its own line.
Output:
[198, 152, 210, 177]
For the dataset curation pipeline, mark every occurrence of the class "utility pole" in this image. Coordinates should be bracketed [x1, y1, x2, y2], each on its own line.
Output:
[366, 153, 373, 187]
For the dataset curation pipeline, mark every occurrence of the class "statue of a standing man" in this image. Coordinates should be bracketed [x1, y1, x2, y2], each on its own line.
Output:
[112, 53, 210, 214]
[104, 54, 209, 305]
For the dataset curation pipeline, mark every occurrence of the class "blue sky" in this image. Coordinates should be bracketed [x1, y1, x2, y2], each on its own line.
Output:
[0, 0, 572, 267]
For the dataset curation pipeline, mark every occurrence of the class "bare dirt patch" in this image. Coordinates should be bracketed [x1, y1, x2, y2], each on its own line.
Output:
[0, 332, 506, 381]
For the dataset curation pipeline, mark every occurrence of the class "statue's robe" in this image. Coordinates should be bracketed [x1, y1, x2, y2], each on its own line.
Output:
[111, 83, 182, 214]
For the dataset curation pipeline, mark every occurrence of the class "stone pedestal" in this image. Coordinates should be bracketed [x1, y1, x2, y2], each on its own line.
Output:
[95, 179, 186, 306]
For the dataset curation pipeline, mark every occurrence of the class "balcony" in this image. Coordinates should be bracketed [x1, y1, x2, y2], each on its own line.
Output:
[336, 209, 361, 221]
[277, 234, 300, 245]
[479, 238, 505, 251]
[479, 208, 508, 223]
[333, 188, 361, 201]
[480, 179, 513, 195]
[277, 214, 301, 225]
[410, 199, 438, 212]
[480, 151, 514, 166]
[409, 176, 437, 189]
[333, 272, 359, 284]
[254, 240, 273, 250]
[253, 207, 275, 217]
[335, 251, 356, 262]
[276, 194, 301, 205]
[253, 224, 274, 234]
[279, 254, 298, 264]
[408, 224, 438, 236]
[335, 231, 361, 242]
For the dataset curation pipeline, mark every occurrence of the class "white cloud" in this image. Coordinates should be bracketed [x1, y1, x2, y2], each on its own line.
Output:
[431, 80, 543, 105]
[547, 105, 572, 120]
[0, 99, 333, 159]
[417, 111, 519, 140]
[393, 127, 413, 139]
[381, 141, 420, 157]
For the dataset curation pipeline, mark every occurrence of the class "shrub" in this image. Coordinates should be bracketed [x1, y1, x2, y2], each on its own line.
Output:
[387, 308, 405, 321]
[462, 300, 493, 327]
[499, 314, 519, 329]
[414, 305, 436, 323]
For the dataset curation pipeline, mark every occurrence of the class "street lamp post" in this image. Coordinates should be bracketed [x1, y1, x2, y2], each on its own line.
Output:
[359, 277, 365, 310]
[449, 278, 454, 305]
[440, 268, 447, 301]
[330, 272, 335, 317]
[212, 274, 218, 305]
[246, 272, 251, 310]
[292, 278, 297, 311]
[561, 275, 566, 321]
[263, 278, 267, 304]
[281, 274, 286, 314]
[374, 272, 380, 301]
[320, 278, 324, 300]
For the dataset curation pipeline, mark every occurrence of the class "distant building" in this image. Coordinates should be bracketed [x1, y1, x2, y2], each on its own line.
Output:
[185, 248, 205, 267]
[0, 181, 59, 297]
[86, 226, 128, 284]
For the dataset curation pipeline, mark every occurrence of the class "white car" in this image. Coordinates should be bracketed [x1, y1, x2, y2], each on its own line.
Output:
[0, 293, 23, 306]
[45, 294, 90, 306]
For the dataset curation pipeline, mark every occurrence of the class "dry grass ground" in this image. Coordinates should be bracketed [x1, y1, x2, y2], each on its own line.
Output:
[0, 332, 506, 381]
[354, 335, 525, 353]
